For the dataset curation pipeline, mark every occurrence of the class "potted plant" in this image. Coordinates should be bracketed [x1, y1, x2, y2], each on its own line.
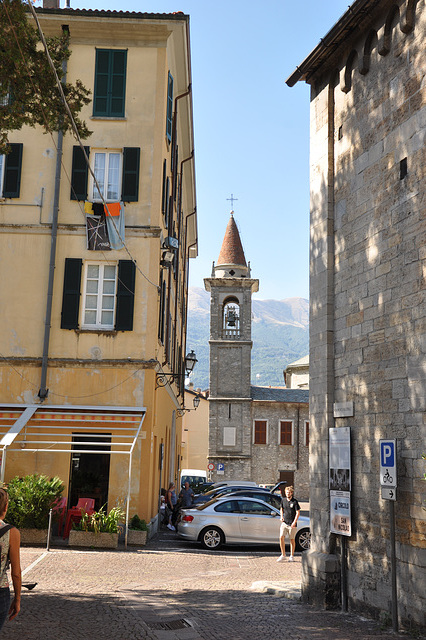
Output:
[127, 514, 148, 546]
[69, 505, 124, 549]
[6, 474, 64, 544]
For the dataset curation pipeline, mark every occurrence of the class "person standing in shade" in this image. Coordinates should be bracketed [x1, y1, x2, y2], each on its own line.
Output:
[277, 485, 300, 562]
[179, 481, 194, 508]
[0, 487, 21, 631]
[166, 482, 177, 531]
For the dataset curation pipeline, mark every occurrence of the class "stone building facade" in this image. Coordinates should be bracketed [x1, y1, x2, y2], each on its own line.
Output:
[287, 0, 425, 629]
[204, 214, 309, 498]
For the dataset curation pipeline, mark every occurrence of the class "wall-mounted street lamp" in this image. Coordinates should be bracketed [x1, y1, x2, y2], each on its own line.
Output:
[177, 393, 201, 416]
[156, 350, 198, 389]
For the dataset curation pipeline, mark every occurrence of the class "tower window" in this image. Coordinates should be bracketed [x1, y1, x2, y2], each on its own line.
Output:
[400, 157, 407, 180]
[222, 296, 240, 338]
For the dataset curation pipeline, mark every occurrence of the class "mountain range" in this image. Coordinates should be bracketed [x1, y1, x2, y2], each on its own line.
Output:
[186, 287, 309, 390]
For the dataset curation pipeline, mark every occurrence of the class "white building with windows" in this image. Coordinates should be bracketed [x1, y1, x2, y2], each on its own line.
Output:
[0, 3, 197, 530]
[205, 214, 310, 499]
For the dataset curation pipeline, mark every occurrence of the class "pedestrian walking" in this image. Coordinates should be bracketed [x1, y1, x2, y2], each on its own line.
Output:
[0, 487, 21, 632]
[277, 484, 300, 563]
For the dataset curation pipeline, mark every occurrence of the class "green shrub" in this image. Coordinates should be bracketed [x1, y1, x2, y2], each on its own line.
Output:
[6, 474, 64, 529]
[129, 514, 148, 531]
[74, 505, 125, 534]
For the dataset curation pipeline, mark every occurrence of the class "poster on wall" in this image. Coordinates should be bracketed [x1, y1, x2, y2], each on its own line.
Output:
[329, 427, 351, 536]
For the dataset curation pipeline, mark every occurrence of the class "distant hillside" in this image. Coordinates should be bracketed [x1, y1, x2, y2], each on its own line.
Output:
[186, 287, 309, 390]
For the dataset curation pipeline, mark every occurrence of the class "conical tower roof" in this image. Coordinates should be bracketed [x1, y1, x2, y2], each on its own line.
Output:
[217, 212, 247, 268]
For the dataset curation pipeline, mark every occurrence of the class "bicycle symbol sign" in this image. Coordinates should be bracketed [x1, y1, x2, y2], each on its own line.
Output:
[379, 439, 397, 488]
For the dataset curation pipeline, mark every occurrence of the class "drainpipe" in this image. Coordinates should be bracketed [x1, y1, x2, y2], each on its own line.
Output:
[38, 27, 69, 400]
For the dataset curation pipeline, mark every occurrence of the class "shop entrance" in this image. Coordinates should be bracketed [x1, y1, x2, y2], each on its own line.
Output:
[69, 433, 111, 510]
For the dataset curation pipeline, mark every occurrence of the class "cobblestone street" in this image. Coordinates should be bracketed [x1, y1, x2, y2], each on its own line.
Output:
[4, 528, 419, 640]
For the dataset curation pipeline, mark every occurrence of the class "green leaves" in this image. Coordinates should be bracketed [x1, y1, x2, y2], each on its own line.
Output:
[76, 505, 125, 534]
[0, 0, 91, 154]
[129, 514, 148, 531]
[6, 474, 64, 529]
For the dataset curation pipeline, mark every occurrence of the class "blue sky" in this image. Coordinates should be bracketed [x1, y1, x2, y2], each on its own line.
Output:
[43, 0, 350, 300]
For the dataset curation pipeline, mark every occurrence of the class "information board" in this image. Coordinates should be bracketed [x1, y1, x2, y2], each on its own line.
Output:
[329, 427, 352, 536]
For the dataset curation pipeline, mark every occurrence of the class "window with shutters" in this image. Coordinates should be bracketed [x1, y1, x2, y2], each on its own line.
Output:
[81, 262, 118, 329]
[166, 72, 173, 141]
[93, 49, 127, 117]
[71, 146, 139, 202]
[0, 144, 23, 198]
[253, 420, 267, 445]
[279, 421, 293, 446]
[90, 150, 122, 202]
[0, 154, 4, 196]
[304, 421, 309, 447]
[61, 258, 135, 331]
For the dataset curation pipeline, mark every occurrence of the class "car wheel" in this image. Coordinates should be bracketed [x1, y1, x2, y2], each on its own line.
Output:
[200, 526, 224, 550]
[295, 528, 311, 551]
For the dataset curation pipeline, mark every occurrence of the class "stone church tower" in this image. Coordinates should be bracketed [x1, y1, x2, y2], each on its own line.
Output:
[204, 213, 259, 481]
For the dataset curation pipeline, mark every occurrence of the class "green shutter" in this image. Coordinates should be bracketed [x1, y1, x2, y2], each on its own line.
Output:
[70, 146, 89, 201]
[110, 50, 127, 117]
[3, 143, 23, 198]
[166, 72, 173, 141]
[115, 260, 135, 331]
[61, 258, 82, 329]
[121, 147, 140, 202]
[161, 159, 167, 215]
[93, 49, 126, 117]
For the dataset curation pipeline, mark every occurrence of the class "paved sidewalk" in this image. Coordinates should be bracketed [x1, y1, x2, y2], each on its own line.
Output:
[4, 531, 421, 640]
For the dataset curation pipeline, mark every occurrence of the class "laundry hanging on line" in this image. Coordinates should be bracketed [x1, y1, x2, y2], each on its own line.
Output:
[84, 201, 125, 251]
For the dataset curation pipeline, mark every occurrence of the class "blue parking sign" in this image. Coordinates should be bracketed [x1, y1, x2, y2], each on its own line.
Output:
[217, 463, 224, 471]
[379, 439, 397, 487]
[380, 441, 395, 467]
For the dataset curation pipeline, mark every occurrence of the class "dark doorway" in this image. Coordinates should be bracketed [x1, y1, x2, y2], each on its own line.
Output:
[69, 433, 111, 510]
[279, 470, 295, 488]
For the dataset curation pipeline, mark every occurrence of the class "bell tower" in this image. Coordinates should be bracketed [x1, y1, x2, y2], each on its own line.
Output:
[204, 212, 259, 481]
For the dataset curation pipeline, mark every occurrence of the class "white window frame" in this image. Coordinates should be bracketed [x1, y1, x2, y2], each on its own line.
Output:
[278, 420, 294, 446]
[253, 419, 268, 445]
[0, 154, 5, 196]
[89, 149, 122, 202]
[81, 262, 118, 330]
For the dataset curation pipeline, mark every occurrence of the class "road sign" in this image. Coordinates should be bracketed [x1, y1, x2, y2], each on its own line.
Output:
[216, 462, 224, 475]
[381, 487, 397, 501]
[380, 439, 397, 487]
[207, 463, 215, 471]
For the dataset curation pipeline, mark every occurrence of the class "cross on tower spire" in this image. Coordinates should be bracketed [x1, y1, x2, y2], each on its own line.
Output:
[226, 193, 238, 210]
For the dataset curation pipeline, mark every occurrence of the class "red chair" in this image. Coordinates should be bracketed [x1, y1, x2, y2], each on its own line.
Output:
[63, 498, 95, 539]
[51, 497, 67, 536]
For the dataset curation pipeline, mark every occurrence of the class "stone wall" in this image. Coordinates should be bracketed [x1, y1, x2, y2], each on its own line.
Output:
[251, 401, 309, 500]
[305, 0, 425, 629]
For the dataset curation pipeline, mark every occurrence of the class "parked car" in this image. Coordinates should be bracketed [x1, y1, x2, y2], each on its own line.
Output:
[225, 489, 282, 511]
[192, 484, 266, 506]
[210, 481, 258, 489]
[177, 496, 311, 551]
[180, 468, 208, 488]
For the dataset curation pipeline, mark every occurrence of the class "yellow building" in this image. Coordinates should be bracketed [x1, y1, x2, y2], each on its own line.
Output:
[181, 385, 209, 472]
[0, 3, 197, 534]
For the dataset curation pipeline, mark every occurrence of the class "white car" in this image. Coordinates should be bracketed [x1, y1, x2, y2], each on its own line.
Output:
[177, 495, 311, 551]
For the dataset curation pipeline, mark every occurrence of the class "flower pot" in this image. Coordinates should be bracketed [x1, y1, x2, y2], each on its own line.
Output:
[127, 529, 147, 546]
[20, 529, 49, 545]
[68, 530, 118, 549]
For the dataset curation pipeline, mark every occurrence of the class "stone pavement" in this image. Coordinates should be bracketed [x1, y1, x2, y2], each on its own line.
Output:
[4, 529, 422, 640]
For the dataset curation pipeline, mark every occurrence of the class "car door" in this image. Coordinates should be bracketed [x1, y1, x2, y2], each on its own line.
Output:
[236, 500, 280, 543]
